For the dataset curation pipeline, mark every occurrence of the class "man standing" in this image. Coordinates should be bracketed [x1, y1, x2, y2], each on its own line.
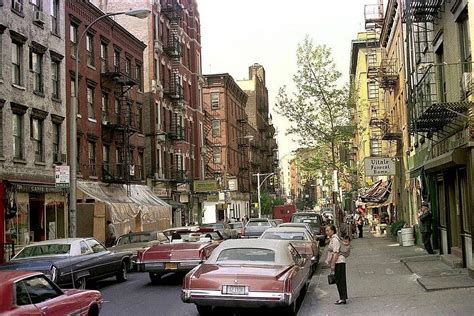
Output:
[354, 211, 364, 238]
[105, 220, 116, 247]
[418, 202, 434, 254]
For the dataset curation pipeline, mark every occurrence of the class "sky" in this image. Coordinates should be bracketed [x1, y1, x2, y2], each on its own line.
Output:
[198, 0, 375, 158]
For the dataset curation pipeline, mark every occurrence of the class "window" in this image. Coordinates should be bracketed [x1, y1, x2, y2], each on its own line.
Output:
[13, 113, 23, 159]
[87, 86, 95, 119]
[213, 146, 221, 164]
[101, 93, 108, 122]
[136, 63, 142, 90]
[176, 154, 184, 173]
[12, 42, 22, 85]
[80, 241, 91, 254]
[156, 148, 161, 175]
[15, 281, 31, 306]
[100, 42, 107, 73]
[11, 0, 23, 13]
[88, 141, 96, 176]
[70, 23, 78, 58]
[20, 276, 62, 305]
[136, 103, 142, 131]
[211, 92, 219, 109]
[212, 119, 220, 137]
[86, 239, 106, 253]
[30, 117, 43, 162]
[153, 58, 158, 81]
[52, 122, 60, 162]
[113, 50, 120, 71]
[217, 248, 275, 263]
[459, 12, 471, 72]
[0, 109, 3, 157]
[30, 0, 41, 11]
[30, 50, 43, 93]
[86, 34, 94, 66]
[103, 145, 110, 172]
[153, 13, 158, 41]
[138, 152, 144, 180]
[367, 82, 378, 100]
[114, 98, 120, 124]
[125, 57, 131, 75]
[435, 46, 446, 103]
[51, 60, 59, 99]
[155, 101, 161, 129]
[50, 0, 59, 35]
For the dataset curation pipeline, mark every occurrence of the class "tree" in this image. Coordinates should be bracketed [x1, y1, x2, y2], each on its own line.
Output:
[275, 36, 357, 197]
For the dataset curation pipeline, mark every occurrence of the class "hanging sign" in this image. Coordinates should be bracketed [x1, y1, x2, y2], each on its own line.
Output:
[364, 157, 396, 176]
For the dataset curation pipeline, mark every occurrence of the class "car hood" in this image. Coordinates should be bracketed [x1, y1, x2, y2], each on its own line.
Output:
[0, 256, 68, 272]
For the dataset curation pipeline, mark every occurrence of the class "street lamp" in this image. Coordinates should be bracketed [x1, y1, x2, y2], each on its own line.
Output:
[253, 172, 274, 218]
[69, 8, 151, 238]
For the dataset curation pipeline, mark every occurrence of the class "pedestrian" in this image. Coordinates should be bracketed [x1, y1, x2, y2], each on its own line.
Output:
[354, 211, 364, 238]
[325, 224, 348, 305]
[418, 201, 434, 254]
[105, 220, 116, 247]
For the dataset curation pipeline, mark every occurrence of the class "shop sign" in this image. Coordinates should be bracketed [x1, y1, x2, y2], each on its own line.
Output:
[194, 180, 218, 192]
[228, 178, 238, 191]
[206, 194, 219, 202]
[55, 166, 70, 188]
[364, 158, 396, 176]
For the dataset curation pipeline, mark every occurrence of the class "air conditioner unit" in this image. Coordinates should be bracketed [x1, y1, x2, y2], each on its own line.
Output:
[102, 120, 109, 125]
[462, 72, 473, 95]
[33, 10, 46, 24]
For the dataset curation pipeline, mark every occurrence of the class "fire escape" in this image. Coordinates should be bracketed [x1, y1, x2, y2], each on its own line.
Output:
[101, 56, 139, 195]
[364, 2, 385, 156]
[203, 109, 222, 180]
[163, 0, 186, 182]
[406, 0, 471, 141]
[237, 115, 250, 192]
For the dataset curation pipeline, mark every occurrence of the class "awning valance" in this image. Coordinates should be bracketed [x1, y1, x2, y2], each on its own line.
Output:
[360, 179, 392, 203]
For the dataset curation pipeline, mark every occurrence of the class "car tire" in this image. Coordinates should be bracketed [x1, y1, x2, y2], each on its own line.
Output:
[116, 261, 128, 283]
[149, 272, 162, 284]
[88, 304, 99, 316]
[75, 276, 87, 290]
[282, 301, 298, 316]
[196, 305, 213, 316]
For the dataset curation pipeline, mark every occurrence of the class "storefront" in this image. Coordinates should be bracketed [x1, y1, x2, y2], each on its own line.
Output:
[3, 182, 68, 247]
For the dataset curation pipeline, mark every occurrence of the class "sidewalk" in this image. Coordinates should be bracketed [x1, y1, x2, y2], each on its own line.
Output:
[299, 229, 474, 315]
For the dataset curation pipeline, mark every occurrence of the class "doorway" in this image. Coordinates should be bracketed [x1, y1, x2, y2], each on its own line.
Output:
[29, 194, 45, 242]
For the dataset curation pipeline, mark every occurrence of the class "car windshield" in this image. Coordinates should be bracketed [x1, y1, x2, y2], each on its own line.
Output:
[170, 232, 221, 242]
[247, 221, 270, 227]
[15, 244, 71, 258]
[229, 222, 243, 229]
[217, 248, 275, 263]
[261, 231, 308, 241]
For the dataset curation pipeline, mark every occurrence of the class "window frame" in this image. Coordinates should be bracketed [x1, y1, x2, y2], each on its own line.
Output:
[86, 86, 95, 119]
[101, 92, 109, 123]
[86, 33, 94, 67]
[11, 41, 22, 86]
[88, 141, 96, 176]
[52, 122, 61, 162]
[103, 144, 110, 172]
[30, 50, 43, 93]
[211, 92, 219, 109]
[50, 0, 59, 35]
[30, 116, 44, 162]
[211, 119, 220, 137]
[51, 60, 60, 99]
[212, 146, 221, 164]
[12, 112, 24, 159]
[70, 23, 78, 58]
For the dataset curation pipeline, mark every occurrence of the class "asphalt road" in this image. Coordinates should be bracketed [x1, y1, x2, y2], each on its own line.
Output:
[97, 271, 310, 316]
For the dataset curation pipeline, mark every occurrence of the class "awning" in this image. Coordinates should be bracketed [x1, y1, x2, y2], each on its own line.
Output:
[360, 179, 392, 203]
[424, 148, 467, 173]
[77, 181, 171, 225]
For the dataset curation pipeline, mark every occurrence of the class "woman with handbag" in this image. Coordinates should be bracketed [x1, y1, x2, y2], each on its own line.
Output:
[325, 224, 348, 305]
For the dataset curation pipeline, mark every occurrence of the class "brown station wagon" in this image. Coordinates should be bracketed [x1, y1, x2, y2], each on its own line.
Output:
[181, 239, 312, 315]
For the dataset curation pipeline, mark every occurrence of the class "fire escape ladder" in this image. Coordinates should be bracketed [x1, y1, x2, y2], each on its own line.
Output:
[203, 110, 221, 178]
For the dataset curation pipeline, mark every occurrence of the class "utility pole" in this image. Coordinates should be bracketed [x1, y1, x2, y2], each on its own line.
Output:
[253, 172, 274, 218]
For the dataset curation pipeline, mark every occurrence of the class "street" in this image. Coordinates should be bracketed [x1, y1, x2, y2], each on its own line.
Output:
[96, 231, 474, 316]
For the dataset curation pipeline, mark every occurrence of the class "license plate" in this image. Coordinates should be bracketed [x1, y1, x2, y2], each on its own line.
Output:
[164, 262, 178, 270]
[224, 285, 247, 295]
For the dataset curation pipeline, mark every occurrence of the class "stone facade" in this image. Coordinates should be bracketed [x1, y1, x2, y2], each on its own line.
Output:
[0, 0, 68, 247]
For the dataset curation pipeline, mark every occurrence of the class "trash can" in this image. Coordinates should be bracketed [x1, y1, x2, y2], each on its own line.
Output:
[401, 227, 415, 246]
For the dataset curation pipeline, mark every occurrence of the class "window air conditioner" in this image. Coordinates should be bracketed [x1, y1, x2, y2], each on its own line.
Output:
[33, 10, 46, 24]
[462, 72, 473, 95]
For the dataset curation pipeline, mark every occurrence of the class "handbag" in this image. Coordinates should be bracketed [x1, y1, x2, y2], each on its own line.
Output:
[328, 273, 336, 285]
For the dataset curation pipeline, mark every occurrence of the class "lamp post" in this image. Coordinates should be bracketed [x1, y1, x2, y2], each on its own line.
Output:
[253, 172, 274, 218]
[69, 8, 150, 238]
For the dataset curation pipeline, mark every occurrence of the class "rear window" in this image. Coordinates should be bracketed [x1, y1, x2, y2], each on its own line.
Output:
[247, 221, 270, 227]
[261, 231, 308, 241]
[15, 244, 71, 258]
[217, 248, 275, 262]
[292, 215, 321, 227]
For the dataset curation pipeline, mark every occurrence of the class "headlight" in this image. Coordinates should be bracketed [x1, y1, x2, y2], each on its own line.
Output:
[50, 266, 58, 282]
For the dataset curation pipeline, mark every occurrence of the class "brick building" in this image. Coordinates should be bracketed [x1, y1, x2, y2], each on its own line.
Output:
[65, 0, 171, 241]
[237, 64, 279, 198]
[201, 73, 251, 223]
[93, 0, 205, 226]
[0, 0, 67, 253]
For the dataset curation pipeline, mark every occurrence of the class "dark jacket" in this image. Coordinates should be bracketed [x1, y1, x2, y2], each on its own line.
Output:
[419, 211, 432, 233]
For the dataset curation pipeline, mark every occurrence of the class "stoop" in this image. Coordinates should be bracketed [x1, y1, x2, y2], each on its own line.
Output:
[441, 254, 463, 268]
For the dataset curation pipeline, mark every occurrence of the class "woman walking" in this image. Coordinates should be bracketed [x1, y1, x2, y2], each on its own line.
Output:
[325, 224, 348, 304]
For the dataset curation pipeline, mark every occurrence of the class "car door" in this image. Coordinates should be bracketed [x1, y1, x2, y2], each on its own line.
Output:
[288, 245, 308, 294]
[19, 275, 84, 315]
[86, 238, 121, 277]
[10, 280, 42, 315]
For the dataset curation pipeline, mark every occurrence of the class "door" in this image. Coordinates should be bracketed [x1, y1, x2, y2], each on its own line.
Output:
[437, 177, 448, 254]
[446, 173, 460, 251]
[85, 238, 119, 277]
[458, 169, 470, 267]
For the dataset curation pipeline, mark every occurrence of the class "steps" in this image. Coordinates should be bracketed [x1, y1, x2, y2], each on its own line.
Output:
[441, 254, 463, 269]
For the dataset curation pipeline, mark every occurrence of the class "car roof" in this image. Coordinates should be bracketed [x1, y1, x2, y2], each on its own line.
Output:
[279, 223, 310, 227]
[264, 227, 309, 233]
[206, 239, 295, 265]
[248, 218, 270, 221]
[21, 238, 84, 246]
[0, 271, 43, 284]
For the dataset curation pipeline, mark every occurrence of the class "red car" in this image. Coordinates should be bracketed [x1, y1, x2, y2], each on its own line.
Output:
[137, 226, 223, 283]
[0, 270, 103, 315]
[181, 239, 312, 316]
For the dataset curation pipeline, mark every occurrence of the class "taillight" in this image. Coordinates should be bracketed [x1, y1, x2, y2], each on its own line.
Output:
[284, 278, 292, 292]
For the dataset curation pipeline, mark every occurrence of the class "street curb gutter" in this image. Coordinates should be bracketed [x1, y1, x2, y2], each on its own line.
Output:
[400, 254, 440, 263]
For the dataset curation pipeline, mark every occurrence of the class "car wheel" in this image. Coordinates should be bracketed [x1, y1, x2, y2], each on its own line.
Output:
[88, 304, 99, 316]
[196, 305, 213, 316]
[282, 301, 298, 316]
[116, 261, 128, 282]
[149, 272, 162, 284]
[75, 276, 87, 290]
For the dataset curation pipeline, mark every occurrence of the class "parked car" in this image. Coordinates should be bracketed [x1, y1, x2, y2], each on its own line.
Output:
[241, 218, 276, 238]
[260, 227, 320, 272]
[0, 271, 103, 315]
[0, 238, 132, 289]
[278, 222, 314, 238]
[202, 222, 236, 239]
[272, 204, 297, 222]
[182, 239, 312, 315]
[137, 227, 224, 284]
[291, 211, 326, 245]
[270, 219, 284, 226]
[111, 231, 169, 270]
[228, 221, 244, 238]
